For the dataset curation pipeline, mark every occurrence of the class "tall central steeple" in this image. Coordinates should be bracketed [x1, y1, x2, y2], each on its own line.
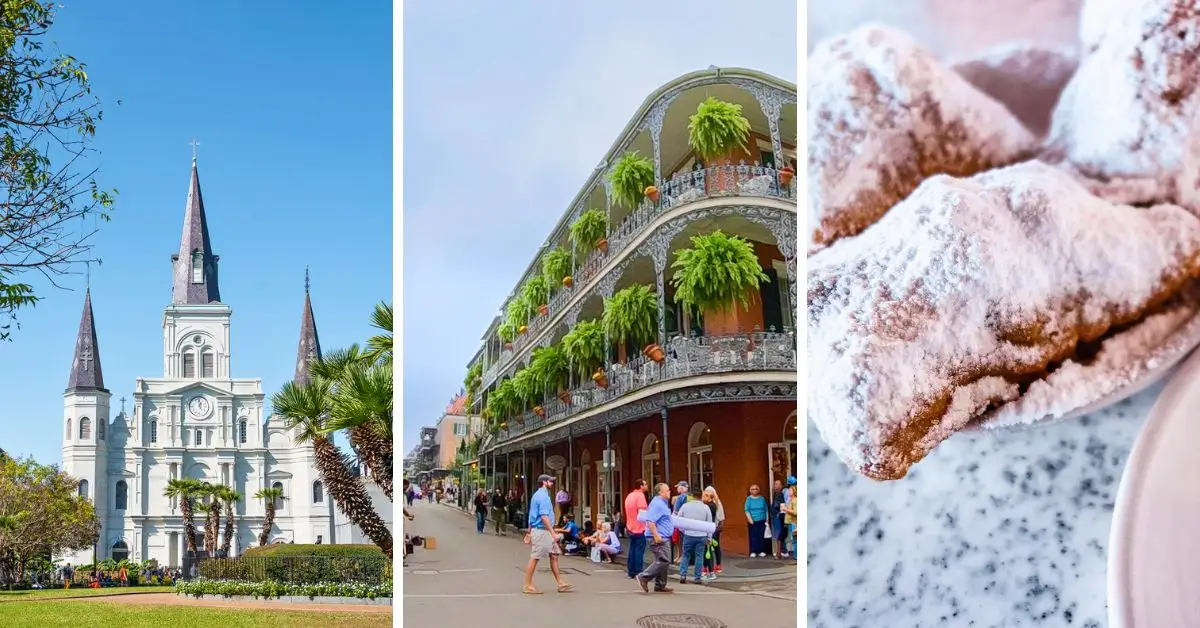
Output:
[294, 267, 322, 384]
[66, 287, 107, 393]
[171, 158, 221, 304]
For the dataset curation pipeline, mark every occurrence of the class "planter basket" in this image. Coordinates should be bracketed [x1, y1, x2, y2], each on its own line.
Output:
[595, 238, 609, 253]
[557, 389, 572, 404]
[778, 165, 794, 186]
[518, 325, 528, 335]
[644, 185, 660, 204]
[643, 343, 665, 363]
[538, 304, 549, 316]
[592, 369, 610, 389]
[562, 276, 574, 288]
[533, 406, 546, 418]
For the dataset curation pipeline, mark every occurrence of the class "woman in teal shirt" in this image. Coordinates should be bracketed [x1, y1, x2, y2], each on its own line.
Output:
[743, 485, 770, 556]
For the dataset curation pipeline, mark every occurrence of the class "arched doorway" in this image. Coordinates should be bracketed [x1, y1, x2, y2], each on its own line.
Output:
[688, 423, 713, 491]
[769, 410, 799, 491]
[641, 435, 662, 489]
[111, 540, 129, 562]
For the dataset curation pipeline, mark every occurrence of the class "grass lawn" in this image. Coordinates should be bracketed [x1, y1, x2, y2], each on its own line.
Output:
[0, 600, 387, 627]
[0, 585, 166, 601]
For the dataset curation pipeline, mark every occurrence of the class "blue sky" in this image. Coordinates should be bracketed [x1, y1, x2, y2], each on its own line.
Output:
[0, 2, 392, 463]
[401, 0, 797, 451]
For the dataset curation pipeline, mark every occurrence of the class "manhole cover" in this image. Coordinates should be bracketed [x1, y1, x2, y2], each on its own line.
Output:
[636, 615, 727, 628]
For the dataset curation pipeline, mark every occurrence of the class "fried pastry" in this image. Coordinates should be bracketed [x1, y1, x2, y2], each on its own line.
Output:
[951, 43, 1079, 138]
[807, 25, 1037, 253]
[807, 161, 1200, 481]
[1046, 0, 1200, 209]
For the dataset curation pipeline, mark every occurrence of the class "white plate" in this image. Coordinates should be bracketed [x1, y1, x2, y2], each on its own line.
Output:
[1109, 345, 1200, 627]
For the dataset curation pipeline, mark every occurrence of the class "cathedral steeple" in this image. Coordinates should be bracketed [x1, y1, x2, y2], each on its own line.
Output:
[171, 158, 221, 304]
[294, 267, 322, 384]
[66, 288, 107, 393]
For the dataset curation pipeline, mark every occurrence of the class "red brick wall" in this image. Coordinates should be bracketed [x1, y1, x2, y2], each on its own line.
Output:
[528, 400, 795, 555]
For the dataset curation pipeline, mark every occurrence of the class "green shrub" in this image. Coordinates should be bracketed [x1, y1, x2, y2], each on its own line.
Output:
[242, 543, 384, 558]
[175, 577, 393, 600]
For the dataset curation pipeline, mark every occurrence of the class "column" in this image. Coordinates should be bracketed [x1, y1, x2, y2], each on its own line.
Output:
[653, 246, 668, 347]
[660, 408, 670, 484]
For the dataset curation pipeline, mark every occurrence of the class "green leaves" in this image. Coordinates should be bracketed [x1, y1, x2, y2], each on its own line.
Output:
[568, 209, 608, 255]
[0, 454, 100, 581]
[607, 151, 655, 208]
[486, 378, 518, 421]
[602, 284, 658, 348]
[688, 97, 751, 161]
[541, 247, 572, 291]
[175, 577, 393, 600]
[510, 367, 539, 408]
[497, 321, 517, 344]
[504, 292, 531, 329]
[521, 275, 549, 308]
[671, 230, 768, 315]
[530, 345, 570, 393]
[464, 361, 483, 393]
[562, 319, 604, 377]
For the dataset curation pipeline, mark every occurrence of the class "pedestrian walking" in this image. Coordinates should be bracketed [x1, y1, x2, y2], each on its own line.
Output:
[473, 488, 488, 534]
[634, 482, 675, 594]
[744, 484, 769, 557]
[490, 488, 508, 535]
[623, 479, 649, 579]
[522, 474, 573, 595]
[677, 489, 712, 585]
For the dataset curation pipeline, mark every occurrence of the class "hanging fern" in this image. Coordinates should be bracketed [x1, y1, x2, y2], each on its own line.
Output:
[602, 284, 659, 348]
[542, 247, 572, 290]
[607, 151, 655, 209]
[510, 367, 540, 409]
[487, 379, 517, 420]
[505, 292, 531, 329]
[521, 275, 549, 308]
[688, 97, 751, 161]
[569, 209, 608, 255]
[530, 345, 570, 393]
[498, 321, 518, 344]
[671, 230, 769, 315]
[464, 361, 483, 392]
[562, 319, 605, 377]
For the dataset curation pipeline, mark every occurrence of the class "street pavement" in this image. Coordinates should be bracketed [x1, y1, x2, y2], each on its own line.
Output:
[401, 499, 798, 627]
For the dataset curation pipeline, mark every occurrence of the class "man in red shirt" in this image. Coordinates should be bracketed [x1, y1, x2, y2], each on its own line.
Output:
[623, 479, 649, 579]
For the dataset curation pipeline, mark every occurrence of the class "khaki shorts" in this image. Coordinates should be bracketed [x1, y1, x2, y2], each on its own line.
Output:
[530, 528, 561, 560]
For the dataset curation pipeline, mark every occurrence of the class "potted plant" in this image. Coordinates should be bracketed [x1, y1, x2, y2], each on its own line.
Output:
[644, 184, 660, 204]
[563, 319, 605, 382]
[778, 163, 794, 186]
[607, 151, 656, 208]
[602, 284, 662, 363]
[511, 368, 539, 421]
[505, 294, 531, 337]
[498, 322, 517, 349]
[670, 230, 769, 335]
[530, 345, 570, 406]
[688, 97, 752, 193]
[542, 247, 572, 294]
[570, 209, 608, 256]
[592, 368, 609, 389]
[464, 361, 482, 393]
[521, 276, 549, 318]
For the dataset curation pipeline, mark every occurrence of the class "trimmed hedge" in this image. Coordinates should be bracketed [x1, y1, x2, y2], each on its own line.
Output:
[197, 554, 391, 584]
[242, 544, 384, 558]
[175, 577, 392, 600]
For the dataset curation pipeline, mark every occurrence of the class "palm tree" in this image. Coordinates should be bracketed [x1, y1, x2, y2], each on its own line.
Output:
[311, 346, 393, 500]
[164, 479, 203, 556]
[252, 486, 284, 547]
[364, 301, 392, 366]
[217, 486, 242, 557]
[272, 379, 393, 558]
[196, 483, 223, 557]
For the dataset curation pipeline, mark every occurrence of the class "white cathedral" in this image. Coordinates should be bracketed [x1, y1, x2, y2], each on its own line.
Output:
[57, 159, 372, 567]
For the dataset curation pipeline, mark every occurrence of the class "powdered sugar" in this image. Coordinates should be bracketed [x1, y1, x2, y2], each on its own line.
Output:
[807, 161, 1200, 479]
[1047, 0, 1200, 192]
[807, 24, 1037, 251]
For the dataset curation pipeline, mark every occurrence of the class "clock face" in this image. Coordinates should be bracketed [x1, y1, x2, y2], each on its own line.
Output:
[187, 396, 212, 419]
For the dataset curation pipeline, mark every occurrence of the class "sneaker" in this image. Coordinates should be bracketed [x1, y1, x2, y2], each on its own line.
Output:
[635, 575, 650, 593]
[679, 578, 688, 585]
[654, 586, 674, 593]
[715, 565, 723, 574]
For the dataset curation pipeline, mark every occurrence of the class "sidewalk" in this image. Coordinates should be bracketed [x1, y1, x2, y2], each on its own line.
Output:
[436, 502, 796, 583]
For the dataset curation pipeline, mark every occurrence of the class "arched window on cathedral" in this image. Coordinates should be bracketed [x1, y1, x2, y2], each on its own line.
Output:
[195, 429, 203, 446]
[312, 481, 324, 503]
[98, 419, 105, 441]
[201, 351, 214, 378]
[149, 420, 158, 444]
[78, 479, 89, 500]
[272, 481, 285, 512]
[239, 420, 247, 444]
[79, 417, 91, 441]
[115, 480, 127, 510]
[66, 418, 72, 440]
[182, 351, 196, 378]
[191, 250, 204, 284]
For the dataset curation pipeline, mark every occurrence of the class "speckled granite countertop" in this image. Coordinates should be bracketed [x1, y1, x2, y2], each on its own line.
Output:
[806, 383, 1158, 628]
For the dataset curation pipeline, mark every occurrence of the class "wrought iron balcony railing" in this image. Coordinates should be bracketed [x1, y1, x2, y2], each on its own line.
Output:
[481, 164, 795, 386]
[487, 329, 796, 444]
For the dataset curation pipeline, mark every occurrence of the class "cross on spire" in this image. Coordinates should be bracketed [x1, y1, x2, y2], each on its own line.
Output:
[305, 265, 310, 294]
[120, 396, 126, 413]
[189, 138, 200, 162]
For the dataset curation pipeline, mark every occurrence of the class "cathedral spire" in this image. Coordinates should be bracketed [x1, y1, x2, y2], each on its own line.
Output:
[294, 268, 322, 384]
[171, 157, 221, 304]
[66, 287, 107, 393]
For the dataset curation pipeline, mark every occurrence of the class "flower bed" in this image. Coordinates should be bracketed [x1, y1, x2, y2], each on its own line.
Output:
[175, 577, 392, 600]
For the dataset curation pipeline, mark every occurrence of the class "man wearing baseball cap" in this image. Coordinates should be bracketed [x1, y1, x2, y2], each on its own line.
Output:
[522, 474, 573, 595]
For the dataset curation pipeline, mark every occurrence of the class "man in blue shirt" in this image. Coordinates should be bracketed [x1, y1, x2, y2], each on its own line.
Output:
[635, 482, 676, 593]
[522, 474, 573, 595]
